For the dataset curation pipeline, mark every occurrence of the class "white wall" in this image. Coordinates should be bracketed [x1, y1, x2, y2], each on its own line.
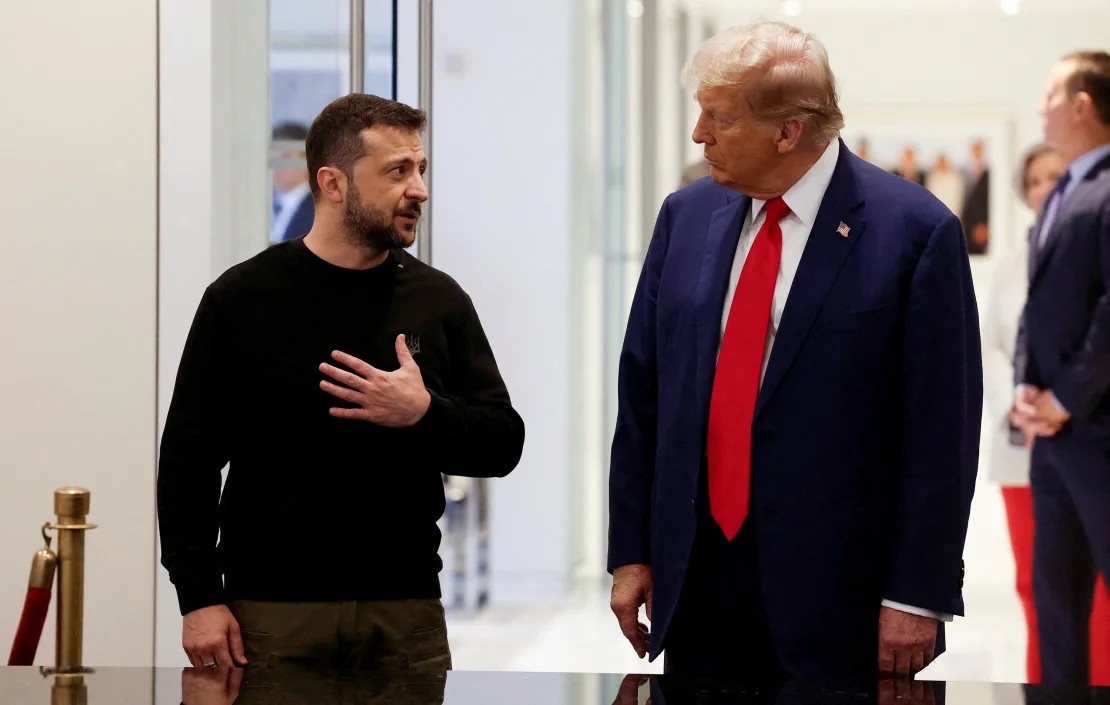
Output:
[155, 0, 270, 667]
[801, 9, 1110, 155]
[433, 0, 581, 600]
[155, 0, 216, 668]
[0, 0, 158, 668]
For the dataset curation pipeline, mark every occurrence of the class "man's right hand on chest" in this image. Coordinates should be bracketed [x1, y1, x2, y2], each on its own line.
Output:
[611, 564, 653, 659]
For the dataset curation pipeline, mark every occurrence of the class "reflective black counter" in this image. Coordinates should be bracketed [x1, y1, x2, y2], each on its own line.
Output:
[1, 667, 1106, 705]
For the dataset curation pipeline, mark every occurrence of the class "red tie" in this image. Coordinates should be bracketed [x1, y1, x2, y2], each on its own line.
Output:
[708, 197, 789, 541]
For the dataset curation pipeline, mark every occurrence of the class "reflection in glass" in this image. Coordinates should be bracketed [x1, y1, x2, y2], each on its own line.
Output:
[267, 0, 398, 253]
[269, 0, 395, 126]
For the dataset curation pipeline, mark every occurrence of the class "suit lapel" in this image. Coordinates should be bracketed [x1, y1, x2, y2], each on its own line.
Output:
[1027, 212, 1046, 282]
[755, 144, 866, 419]
[695, 193, 749, 432]
[1031, 192, 1074, 284]
[1031, 155, 1110, 287]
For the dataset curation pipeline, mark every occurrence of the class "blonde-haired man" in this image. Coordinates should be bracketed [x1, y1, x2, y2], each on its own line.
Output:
[608, 22, 981, 682]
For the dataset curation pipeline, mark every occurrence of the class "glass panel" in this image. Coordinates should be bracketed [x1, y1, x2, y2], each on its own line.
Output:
[600, 0, 630, 566]
[267, 0, 397, 248]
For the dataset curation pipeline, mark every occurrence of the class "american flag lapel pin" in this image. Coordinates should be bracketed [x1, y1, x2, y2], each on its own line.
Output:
[837, 222, 851, 238]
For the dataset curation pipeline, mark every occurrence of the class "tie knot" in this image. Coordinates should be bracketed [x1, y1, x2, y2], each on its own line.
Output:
[1051, 170, 1073, 199]
[1058, 170, 1072, 189]
[764, 197, 790, 225]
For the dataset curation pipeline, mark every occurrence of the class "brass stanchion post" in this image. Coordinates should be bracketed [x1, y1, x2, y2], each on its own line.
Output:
[50, 673, 88, 705]
[51, 487, 95, 673]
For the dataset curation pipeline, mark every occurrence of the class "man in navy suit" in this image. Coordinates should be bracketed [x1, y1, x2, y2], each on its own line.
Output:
[607, 21, 982, 683]
[271, 122, 315, 244]
[1012, 50, 1110, 686]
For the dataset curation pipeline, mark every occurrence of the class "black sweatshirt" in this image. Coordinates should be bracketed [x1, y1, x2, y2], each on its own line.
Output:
[157, 239, 525, 615]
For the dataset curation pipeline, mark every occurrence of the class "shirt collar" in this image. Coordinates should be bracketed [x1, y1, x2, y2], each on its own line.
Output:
[1067, 141, 1110, 192]
[750, 139, 840, 227]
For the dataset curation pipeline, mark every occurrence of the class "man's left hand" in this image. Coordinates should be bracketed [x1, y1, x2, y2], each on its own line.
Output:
[878, 607, 937, 677]
[320, 335, 431, 427]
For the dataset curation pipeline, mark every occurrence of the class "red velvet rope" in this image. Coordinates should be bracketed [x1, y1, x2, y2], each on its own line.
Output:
[7, 586, 51, 666]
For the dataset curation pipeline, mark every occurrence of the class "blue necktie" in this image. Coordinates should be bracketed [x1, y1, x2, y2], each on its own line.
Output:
[1036, 170, 1073, 251]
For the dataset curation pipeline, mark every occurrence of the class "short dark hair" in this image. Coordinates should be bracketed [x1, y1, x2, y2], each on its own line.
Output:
[1062, 51, 1110, 126]
[305, 93, 427, 198]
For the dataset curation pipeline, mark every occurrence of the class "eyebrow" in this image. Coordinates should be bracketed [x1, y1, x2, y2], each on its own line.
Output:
[384, 156, 428, 171]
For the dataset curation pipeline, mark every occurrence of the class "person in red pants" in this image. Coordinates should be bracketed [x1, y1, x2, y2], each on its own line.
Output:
[983, 142, 1110, 684]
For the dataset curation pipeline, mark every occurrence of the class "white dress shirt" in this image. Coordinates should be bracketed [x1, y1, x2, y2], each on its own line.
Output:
[719, 139, 952, 623]
[270, 181, 311, 244]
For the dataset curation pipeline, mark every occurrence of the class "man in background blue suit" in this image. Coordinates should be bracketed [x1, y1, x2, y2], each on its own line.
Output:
[607, 21, 982, 683]
[270, 122, 315, 244]
[1012, 50, 1110, 686]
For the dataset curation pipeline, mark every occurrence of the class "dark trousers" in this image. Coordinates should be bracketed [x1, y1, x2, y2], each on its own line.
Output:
[663, 507, 787, 683]
[229, 599, 451, 674]
[1032, 434, 1110, 685]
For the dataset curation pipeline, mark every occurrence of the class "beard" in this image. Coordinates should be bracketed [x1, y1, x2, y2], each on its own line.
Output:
[342, 182, 421, 252]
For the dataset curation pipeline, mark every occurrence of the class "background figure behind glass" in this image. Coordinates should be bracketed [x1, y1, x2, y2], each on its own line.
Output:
[270, 122, 315, 244]
[981, 143, 1110, 684]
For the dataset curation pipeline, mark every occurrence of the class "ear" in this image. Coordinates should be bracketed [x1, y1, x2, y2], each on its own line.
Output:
[776, 119, 806, 154]
[316, 167, 347, 205]
[1074, 91, 1096, 120]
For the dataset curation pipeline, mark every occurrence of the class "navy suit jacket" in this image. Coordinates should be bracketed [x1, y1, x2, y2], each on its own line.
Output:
[608, 141, 982, 675]
[279, 193, 315, 242]
[1017, 151, 1110, 432]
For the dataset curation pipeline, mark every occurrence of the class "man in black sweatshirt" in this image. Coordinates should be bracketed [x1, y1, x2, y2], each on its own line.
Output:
[157, 93, 525, 673]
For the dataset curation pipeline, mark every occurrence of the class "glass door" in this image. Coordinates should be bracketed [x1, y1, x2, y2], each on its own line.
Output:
[156, 0, 434, 667]
[268, 0, 433, 262]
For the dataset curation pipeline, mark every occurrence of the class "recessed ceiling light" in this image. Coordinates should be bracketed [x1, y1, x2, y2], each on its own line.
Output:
[782, 0, 803, 16]
[1001, 0, 1020, 15]
[627, 0, 645, 19]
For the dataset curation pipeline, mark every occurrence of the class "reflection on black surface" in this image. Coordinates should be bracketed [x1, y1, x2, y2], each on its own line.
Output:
[6, 666, 1110, 705]
[609, 674, 944, 705]
[1022, 683, 1110, 705]
[181, 664, 446, 705]
[178, 666, 1027, 705]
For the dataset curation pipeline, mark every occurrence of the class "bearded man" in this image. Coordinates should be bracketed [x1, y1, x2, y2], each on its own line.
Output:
[158, 93, 524, 674]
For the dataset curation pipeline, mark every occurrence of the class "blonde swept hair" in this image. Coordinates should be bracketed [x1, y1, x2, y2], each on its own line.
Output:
[682, 21, 845, 143]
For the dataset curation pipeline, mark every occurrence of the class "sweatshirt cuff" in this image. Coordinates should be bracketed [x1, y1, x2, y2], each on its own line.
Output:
[173, 573, 226, 616]
[415, 390, 459, 433]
